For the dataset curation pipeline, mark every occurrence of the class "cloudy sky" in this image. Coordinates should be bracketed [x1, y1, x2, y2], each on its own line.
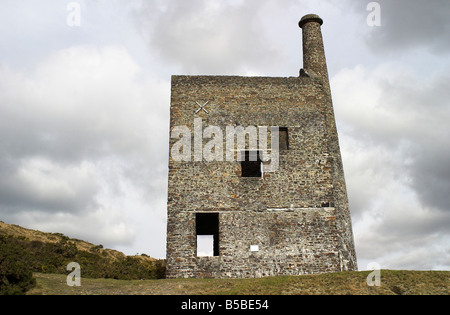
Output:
[0, 0, 449, 271]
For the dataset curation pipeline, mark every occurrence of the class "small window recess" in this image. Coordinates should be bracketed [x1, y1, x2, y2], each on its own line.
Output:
[279, 127, 289, 150]
[241, 150, 263, 178]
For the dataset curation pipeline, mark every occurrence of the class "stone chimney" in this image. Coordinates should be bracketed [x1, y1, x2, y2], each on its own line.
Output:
[299, 14, 329, 85]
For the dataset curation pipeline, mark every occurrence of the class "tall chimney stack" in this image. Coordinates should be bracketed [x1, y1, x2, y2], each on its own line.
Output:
[299, 14, 329, 85]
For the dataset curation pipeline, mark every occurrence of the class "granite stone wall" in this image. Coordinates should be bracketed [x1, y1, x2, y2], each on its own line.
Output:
[166, 14, 357, 279]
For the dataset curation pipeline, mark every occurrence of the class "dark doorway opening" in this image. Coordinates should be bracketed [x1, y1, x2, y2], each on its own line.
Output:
[195, 213, 219, 257]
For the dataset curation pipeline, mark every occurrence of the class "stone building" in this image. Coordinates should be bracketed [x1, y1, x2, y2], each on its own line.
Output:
[165, 14, 357, 278]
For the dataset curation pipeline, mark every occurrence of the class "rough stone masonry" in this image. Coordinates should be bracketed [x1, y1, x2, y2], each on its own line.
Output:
[165, 14, 358, 278]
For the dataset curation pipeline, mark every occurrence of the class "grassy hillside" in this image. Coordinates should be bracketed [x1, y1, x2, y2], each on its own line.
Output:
[2, 221, 448, 295]
[0, 221, 165, 294]
[0, 221, 126, 261]
[29, 270, 449, 295]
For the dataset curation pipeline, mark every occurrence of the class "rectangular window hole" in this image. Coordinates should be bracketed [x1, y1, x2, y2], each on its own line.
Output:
[241, 150, 262, 178]
[279, 127, 289, 150]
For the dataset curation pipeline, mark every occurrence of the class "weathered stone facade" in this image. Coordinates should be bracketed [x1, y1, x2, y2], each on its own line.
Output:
[166, 14, 357, 278]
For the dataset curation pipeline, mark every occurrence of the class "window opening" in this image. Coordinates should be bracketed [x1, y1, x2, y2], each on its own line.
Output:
[279, 127, 289, 150]
[241, 150, 262, 177]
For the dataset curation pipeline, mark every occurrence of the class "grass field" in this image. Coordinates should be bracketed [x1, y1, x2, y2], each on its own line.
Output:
[28, 270, 449, 295]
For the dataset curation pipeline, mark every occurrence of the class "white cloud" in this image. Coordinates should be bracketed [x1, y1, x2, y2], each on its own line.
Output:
[13, 157, 97, 212]
[356, 0, 450, 54]
[0, 45, 170, 257]
[135, 0, 280, 75]
[333, 62, 450, 270]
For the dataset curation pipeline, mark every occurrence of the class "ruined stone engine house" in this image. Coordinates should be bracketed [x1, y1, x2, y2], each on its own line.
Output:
[166, 14, 358, 278]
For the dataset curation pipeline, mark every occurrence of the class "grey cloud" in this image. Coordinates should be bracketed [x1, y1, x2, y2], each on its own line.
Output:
[356, 208, 450, 270]
[409, 145, 450, 213]
[377, 70, 450, 213]
[0, 158, 99, 214]
[0, 45, 169, 253]
[336, 63, 450, 216]
[0, 46, 169, 162]
[134, 0, 283, 75]
[350, 0, 450, 54]
[335, 61, 450, 270]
